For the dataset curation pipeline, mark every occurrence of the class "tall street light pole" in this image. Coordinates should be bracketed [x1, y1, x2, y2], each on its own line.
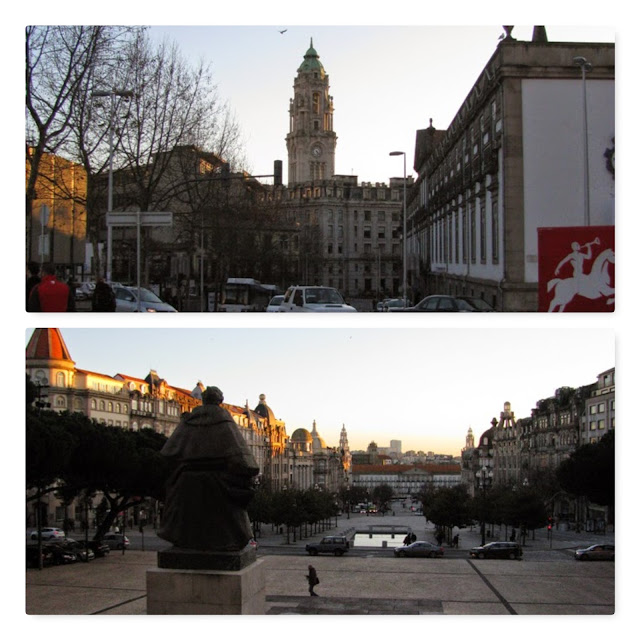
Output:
[573, 56, 592, 227]
[92, 88, 134, 282]
[389, 151, 407, 306]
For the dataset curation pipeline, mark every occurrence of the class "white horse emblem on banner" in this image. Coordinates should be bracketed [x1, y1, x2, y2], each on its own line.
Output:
[547, 238, 615, 312]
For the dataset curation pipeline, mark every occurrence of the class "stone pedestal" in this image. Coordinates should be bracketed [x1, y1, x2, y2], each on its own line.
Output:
[147, 558, 265, 615]
[148, 547, 264, 614]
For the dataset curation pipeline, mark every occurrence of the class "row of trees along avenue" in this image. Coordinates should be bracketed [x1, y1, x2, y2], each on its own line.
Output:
[414, 432, 614, 545]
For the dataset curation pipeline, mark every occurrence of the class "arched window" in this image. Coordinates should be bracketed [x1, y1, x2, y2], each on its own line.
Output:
[56, 372, 65, 387]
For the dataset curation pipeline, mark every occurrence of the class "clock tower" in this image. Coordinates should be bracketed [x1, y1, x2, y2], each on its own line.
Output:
[286, 39, 337, 185]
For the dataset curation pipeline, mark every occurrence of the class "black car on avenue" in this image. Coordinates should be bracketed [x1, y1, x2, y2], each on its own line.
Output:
[469, 542, 523, 560]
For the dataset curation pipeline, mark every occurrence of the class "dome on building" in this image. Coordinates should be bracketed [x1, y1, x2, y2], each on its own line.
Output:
[291, 428, 313, 443]
[310, 419, 327, 452]
[254, 393, 277, 423]
[297, 38, 326, 77]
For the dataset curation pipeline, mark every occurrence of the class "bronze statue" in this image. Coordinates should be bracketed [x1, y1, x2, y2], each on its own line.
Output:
[158, 386, 259, 552]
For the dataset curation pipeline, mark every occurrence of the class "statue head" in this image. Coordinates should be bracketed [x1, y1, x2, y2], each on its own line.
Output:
[202, 386, 224, 406]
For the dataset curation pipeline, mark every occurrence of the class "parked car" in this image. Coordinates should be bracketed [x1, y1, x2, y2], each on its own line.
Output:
[394, 541, 444, 558]
[26, 544, 54, 568]
[574, 544, 615, 561]
[86, 539, 111, 557]
[102, 533, 130, 550]
[29, 527, 66, 541]
[402, 295, 477, 312]
[469, 542, 523, 560]
[112, 285, 177, 312]
[44, 542, 78, 565]
[61, 538, 96, 562]
[305, 535, 350, 556]
[266, 295, 285, 312]
[279, 286, 357, 312]
[457, 296, 495, 311]
[382, 298, 411, 311]
[75, 282, 96, 300]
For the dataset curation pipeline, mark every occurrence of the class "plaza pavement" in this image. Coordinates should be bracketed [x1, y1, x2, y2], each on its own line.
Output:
[25, 510, 615, 616]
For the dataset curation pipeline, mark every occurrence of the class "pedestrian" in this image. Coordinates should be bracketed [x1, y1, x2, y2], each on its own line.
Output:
[411, 533, 417, 543]
[26, 262, 40, 309]
[403, 533, 411, 546]
[27, 264, 75, 312]
[92, 279, 116, 312]
[306, 565, 319, 596]
[510, 528, 516, 542]
[453, 534, 459, 548]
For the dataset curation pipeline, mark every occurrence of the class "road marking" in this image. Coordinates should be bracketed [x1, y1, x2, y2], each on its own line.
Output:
[467, 560, 518, 614]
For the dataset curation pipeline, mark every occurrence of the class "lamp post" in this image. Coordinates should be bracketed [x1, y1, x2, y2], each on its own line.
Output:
[476, 465, 491, 546]
[573, 56, 592, 227]
[389, 151, 407, 306]
[92, 88, 134, 282]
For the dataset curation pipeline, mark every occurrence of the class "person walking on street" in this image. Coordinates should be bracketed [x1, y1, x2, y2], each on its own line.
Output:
[27, 264, 75, 312]
[306, 565, 319, 596]
[92, 279, 116, 312]
[453, 534, 459, 548]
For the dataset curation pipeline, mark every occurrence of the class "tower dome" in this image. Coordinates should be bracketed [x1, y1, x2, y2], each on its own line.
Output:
[297, 38, 326, 77]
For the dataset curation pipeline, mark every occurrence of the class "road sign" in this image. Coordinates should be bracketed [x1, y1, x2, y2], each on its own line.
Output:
[106, 212, 173, 227]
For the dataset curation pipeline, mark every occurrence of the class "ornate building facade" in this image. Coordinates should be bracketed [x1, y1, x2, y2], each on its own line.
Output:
[26, 328, 352, 527]
[407, 30, 615, 310]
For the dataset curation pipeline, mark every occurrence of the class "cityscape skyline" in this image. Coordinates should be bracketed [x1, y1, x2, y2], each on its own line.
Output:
[27, 327, 614, 455]
[147, 23, 615, 185]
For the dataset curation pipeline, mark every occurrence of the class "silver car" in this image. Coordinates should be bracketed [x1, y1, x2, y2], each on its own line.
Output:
[113, 286, 177, 312]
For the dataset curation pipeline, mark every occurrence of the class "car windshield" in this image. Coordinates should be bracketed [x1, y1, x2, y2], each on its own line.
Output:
[137, 288, 163, 303]
[305, 288, 345, 304]
[456, 298, 476, 311]
[269, 296, 284, 306]
[466, 297, 493, 311]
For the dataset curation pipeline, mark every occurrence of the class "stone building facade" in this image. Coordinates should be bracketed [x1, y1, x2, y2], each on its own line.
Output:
[26, 328, 352, 528]
[407, 31, 614, 310]
[26, 149, 88, 280]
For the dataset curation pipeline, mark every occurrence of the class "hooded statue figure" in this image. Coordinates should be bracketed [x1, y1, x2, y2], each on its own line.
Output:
[158, 386, 259, 552]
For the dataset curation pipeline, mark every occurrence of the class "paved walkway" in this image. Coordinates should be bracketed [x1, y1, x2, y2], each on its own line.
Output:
[26, 510, 616, 616]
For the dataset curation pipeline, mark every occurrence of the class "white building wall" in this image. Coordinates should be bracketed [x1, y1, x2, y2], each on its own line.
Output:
[521, 78, 615, 282]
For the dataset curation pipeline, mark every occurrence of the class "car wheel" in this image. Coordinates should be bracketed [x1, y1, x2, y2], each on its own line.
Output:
[508, 552, 515, 560]
[428, 552, 435, 558]
[308, 549, 318, 556]
[478, 552, 485, 559]
[334, 549, 344, 556]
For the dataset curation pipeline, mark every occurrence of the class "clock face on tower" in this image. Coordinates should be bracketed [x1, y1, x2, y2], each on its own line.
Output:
[311, 144, 322, 158]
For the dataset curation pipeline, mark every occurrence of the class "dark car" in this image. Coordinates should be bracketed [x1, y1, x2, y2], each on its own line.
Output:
[86, 539, 111, 557]
[457, 296, 495, 311]
[61, 538, 96, 562]
[26, 544, 54, 568]
[44, 542, 78, 565]
[394, 541, 444, 558]
[469, 542, 522, 560]
[575, 544, 615, 561]
[102, 532, 130, 550]
[402, 295, 476, 312]
[306, 535, 350, 556]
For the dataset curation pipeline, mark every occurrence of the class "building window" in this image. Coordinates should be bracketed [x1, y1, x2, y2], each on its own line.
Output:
[480, 201, 486, 263]
[491, 199, 499, 264]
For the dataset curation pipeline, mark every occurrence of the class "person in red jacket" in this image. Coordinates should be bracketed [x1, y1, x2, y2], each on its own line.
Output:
[27, 264, 75, 312]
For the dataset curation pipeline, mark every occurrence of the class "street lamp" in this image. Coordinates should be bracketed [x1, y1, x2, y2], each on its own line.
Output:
[389, 151, 407, 306]
[476, 465, 492, 546]
[92, 88, 134, 282]
[573, 56, 592, 227]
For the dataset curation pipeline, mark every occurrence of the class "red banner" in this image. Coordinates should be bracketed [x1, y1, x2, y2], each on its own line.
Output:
[538, 226, 615, 312]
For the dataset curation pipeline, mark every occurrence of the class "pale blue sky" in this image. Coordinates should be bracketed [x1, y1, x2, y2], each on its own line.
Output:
[148, 24, 615, 184]
[27, 327, 614, 455]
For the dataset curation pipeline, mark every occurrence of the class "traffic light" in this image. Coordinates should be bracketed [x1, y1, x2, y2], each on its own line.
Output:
[547, 516, 553, 531]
